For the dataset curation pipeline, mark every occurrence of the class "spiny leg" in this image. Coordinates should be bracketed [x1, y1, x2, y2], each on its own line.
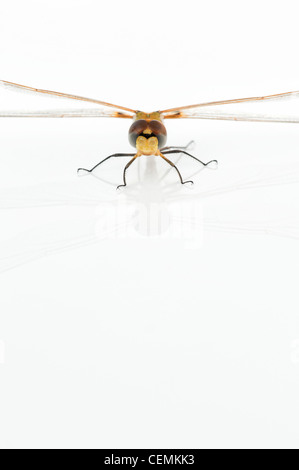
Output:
[160, 140, 195, 152]
[159, 153, 193, 186]
[117, 154, 139, 190]
[77, 152, 136, 174]
[162, 149, 218, 168]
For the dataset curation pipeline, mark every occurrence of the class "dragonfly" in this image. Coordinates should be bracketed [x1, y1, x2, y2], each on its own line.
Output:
[1, 79, 299, 189]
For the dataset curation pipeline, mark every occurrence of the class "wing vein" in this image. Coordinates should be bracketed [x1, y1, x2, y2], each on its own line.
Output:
[0, 80, 137, 116]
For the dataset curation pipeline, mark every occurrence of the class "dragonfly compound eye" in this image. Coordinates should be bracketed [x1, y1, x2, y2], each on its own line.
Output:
[148, 120, 167, 148]
[128, 120, 148, 147]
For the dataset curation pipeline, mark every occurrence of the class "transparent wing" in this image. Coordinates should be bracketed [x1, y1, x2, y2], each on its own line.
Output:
[161, 90, 299, 123]
[0, 80, 137, 118]
[0, 109, 134, 118]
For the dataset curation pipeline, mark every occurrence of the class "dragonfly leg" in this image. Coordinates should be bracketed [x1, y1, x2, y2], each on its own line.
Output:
[77, 152, 136, 174]
[162, 149, 218, 168]
[117, 154, 140, 190]
[160, 140, 195, 152]
[159, 153, 194, 185]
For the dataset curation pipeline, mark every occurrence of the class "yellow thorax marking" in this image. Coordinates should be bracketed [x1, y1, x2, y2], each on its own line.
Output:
[134, 111, 163, 122]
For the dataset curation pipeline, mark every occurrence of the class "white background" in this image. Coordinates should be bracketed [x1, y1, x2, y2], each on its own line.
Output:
[0, 0, 299, 449]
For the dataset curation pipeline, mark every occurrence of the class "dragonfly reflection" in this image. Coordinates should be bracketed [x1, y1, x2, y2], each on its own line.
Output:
[0, 146, 299, 273]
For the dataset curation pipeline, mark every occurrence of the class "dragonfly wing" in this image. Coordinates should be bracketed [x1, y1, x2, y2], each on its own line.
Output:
[161, 90, 299, 123]
[0, 109, 134, 118]
[0, 80, 137, 118]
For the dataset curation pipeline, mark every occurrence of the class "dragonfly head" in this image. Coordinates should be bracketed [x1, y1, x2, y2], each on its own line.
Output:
[128, 112, 167, 154]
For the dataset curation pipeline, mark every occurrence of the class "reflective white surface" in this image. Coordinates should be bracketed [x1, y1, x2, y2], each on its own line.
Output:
[1, 117, 299, 449]
[1, 0, 299, 450]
